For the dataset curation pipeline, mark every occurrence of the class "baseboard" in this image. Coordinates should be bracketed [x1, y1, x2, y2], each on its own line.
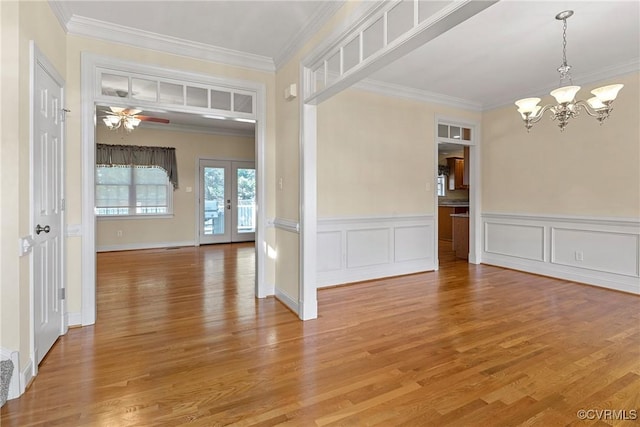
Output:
[0, 348, 20, 401]
[21, 359, 33, 395]
[66, 311, 82, 327]
[96, 240, 195, 252]
[318, 260, 435, 288]
[482, 254, 639, 295]
[481, 212, 640, 295]
[275, 288, 299, 315]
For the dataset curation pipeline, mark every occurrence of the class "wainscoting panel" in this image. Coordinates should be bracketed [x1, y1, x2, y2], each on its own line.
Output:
[394, 225, 432, 262]
[482, 213, 640, 294]
[485, 222, 545, 261]
[346, 228, 390, 268]
[317, 215, 435, 288]
[551, 228, 639, 277]
[317, 231, 342, 272]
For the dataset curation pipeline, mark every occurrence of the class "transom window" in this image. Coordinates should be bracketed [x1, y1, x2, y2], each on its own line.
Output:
[96, 166, 172, 216]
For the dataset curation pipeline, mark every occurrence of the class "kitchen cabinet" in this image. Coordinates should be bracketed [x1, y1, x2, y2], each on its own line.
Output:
[438, 206, 468, 241]
[452, 214, 469, 259]
[447, 157, 467, 190]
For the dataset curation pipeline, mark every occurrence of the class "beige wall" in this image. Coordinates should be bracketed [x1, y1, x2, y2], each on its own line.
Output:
[96, 127, 254, 248]
[0, 0, 67, 365]
[482, 72, 640, 217]
[273, 1, 367, 302]
[317, 88, 480, 217]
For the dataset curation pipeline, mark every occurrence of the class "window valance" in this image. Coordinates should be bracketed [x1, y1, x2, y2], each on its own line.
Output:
[96, 144, 178, 189]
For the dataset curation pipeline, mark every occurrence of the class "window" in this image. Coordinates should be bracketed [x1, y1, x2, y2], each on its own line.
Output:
[96, 166, 172, 216]
[437, 175, 446, 197]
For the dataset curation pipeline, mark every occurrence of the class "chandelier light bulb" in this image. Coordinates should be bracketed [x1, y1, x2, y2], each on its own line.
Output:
[586, 97, 605, 109]
[515, 97, 541, 113]
[591, 84, 624, 102]
[550, 85, 580, 104]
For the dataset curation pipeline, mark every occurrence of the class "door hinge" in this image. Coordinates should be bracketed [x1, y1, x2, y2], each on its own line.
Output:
[61, 108, 70, 122]
[59, 288, 66, 300]
[61, 198, 65, 211]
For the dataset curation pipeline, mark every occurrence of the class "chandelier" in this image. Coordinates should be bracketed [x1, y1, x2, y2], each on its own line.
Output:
[515, 10, 623, 132]
[102, 107, 142, 132]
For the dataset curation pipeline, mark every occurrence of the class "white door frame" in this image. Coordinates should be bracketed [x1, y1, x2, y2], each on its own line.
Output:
[433, 116, 482, 267]
[30, 41, 67, 377]
[80, 53, 269, 325]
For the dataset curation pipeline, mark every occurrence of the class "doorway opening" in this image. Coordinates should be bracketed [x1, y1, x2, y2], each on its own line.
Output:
[435, 120, 478, 267]
[82, 53, 269, 325]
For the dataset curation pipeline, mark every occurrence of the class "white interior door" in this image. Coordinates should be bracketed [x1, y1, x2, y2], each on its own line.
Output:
[33, 46, 65, 365]
[199, 160, 255, 244]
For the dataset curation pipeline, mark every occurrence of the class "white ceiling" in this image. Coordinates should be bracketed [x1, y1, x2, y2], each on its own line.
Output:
[54, 0, 639, 128]
[369, 1, 640, 109]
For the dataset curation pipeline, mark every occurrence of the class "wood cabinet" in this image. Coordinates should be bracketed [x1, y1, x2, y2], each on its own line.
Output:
[438, 206, 468, 241]
[447, 157, 467, 190]
[452, 214, 469, 259]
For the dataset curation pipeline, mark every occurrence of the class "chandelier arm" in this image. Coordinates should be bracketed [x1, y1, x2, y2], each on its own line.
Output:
[528, 104, 554, 124]
[574, 100, 610, 118]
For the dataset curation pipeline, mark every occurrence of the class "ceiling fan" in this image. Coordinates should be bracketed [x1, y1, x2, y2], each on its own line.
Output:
[101, 106, 170, 132]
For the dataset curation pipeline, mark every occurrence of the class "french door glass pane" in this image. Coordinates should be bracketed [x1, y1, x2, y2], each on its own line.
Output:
[203, 167, 225, 236]
[236, 168, 255, 234]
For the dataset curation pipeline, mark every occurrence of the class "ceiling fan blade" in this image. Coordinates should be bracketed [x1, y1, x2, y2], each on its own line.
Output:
[122, 108, 142, 116]
[136, 115, 170, 124]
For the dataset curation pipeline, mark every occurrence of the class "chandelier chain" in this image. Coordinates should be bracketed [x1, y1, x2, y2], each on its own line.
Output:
[559, 17, 573, 85]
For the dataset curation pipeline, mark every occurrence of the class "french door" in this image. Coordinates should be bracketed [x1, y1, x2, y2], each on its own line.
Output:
[199, 160, 256, 244]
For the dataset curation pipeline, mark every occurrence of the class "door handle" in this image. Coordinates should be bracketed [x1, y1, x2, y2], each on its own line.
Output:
[227, 204, 231, 210]
[35, 224, 50, 235]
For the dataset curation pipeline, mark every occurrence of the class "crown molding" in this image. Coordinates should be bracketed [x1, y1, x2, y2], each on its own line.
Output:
[48, 0, 73, 32]
[485, 58, 640, 111]
[65, 15, 275, 73]
[354, 78, 483, 112]
[274, 1, 345, 70]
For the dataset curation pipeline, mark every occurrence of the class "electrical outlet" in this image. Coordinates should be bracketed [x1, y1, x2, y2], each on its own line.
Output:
[117, 230, 123, 237]
[575, 251, 584, 261]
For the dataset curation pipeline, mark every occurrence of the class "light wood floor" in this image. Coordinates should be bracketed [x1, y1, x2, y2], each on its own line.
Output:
[2, 242, 639, 426]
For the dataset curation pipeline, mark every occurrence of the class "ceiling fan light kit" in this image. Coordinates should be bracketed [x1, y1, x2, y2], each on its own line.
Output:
[514, 10, 623, 132]
[102, 107, 169, 132]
